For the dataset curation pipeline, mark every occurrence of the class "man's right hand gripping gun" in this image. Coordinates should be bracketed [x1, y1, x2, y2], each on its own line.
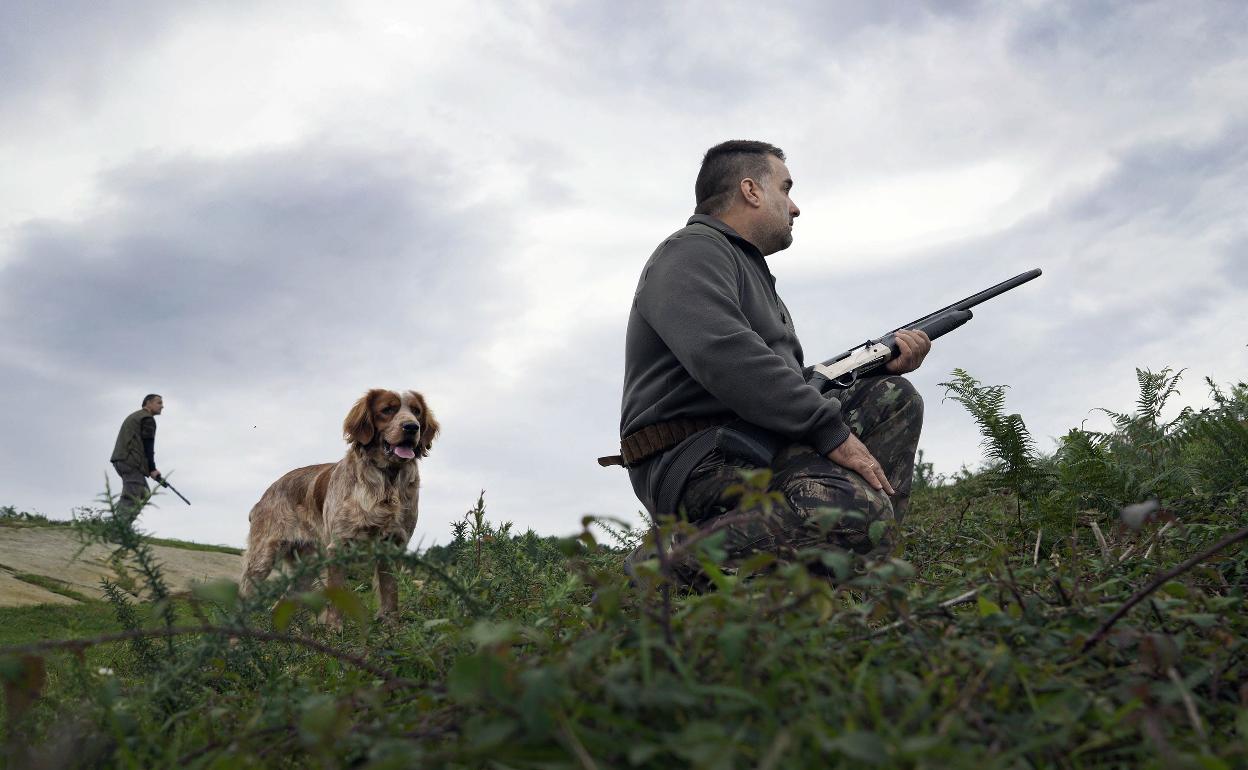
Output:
[811, 268, 1042, 388]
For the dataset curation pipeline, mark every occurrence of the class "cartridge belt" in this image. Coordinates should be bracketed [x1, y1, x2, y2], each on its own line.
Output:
[597, 415, 734, 468]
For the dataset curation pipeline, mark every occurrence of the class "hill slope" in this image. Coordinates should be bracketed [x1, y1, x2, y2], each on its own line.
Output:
[0, 521, 241, 606]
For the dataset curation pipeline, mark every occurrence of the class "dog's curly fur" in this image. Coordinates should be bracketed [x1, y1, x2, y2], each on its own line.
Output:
[239, 389, 439, 624]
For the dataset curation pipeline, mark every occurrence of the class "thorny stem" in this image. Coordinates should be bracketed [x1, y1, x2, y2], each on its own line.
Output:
[650, 522, 676, 649]
[1081, 524, 1248, 654]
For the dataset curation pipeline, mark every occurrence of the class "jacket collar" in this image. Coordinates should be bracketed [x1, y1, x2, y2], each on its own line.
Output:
[687, 214, 763, 259]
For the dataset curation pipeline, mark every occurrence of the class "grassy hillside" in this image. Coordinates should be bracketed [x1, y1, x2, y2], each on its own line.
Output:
[1, 368, 1245, 768]
[0, 505, 242, 555]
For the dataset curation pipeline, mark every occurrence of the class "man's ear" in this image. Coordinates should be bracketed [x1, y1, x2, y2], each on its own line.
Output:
[343, 390, 380, 445]
[739, 177, 763, 207]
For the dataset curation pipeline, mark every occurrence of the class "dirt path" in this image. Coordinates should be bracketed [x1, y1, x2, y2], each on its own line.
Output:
[0, 525, 242, 607]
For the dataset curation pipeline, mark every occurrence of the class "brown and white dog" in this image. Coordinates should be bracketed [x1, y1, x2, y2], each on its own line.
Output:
[239, 389, 439, 625]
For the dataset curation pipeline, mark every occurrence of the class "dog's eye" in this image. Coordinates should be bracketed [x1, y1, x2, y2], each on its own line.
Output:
[381, 406, 398, 415]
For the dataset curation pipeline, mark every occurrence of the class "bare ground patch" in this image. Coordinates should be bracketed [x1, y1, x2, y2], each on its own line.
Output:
[0, 526, 242, 606]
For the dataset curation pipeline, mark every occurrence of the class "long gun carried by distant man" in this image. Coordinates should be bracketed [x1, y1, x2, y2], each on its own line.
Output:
[154, 473, 191, 505]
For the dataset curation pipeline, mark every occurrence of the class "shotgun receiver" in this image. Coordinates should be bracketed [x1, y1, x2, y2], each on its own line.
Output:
[811, 268, 1042, 388]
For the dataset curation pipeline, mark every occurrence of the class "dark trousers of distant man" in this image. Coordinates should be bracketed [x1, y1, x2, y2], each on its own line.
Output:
[659, 375, 923, 582]
[112, 461, 150, 518]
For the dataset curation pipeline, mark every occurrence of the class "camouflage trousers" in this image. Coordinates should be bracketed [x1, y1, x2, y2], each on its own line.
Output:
[646, 375, 923, 579]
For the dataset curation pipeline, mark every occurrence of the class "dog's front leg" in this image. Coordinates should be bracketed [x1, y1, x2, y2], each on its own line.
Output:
[322, 560, 347, 631]
[374, 558, 399, 623]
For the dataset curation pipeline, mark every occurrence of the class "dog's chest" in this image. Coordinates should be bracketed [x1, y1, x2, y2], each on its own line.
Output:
[352, 483, 410, 513]
[324, 461, 420, 540]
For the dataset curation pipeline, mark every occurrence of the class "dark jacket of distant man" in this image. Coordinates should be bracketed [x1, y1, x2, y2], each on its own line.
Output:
[111, 394, 163, 512]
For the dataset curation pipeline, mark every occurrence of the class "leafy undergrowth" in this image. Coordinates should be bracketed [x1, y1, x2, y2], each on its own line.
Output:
[1, 369, 1246, 769]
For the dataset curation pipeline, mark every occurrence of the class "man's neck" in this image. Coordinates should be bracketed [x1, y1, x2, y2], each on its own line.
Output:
[714, 210, 763, 254]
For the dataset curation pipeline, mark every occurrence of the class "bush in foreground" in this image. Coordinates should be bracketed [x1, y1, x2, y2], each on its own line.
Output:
[1, 369, 1246, 768]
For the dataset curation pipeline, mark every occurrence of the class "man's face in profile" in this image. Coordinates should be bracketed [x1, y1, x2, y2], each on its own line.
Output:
[757, 155, 800, 255]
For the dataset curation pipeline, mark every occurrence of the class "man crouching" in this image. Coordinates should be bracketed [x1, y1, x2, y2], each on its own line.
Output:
[610, 140, 929, 583]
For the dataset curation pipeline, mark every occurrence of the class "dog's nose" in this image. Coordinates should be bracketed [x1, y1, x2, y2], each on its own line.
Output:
[401, 422, 419, 433]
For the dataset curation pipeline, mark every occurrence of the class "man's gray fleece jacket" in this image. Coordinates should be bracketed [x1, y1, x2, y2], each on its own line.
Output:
[620, 214, 851, 513]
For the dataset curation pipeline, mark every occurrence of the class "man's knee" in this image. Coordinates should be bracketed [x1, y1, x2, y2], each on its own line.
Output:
[879, 375, 923, 420]
[777, 453, 893, 553]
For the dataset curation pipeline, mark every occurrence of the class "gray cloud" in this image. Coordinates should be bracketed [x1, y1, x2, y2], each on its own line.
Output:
[1, 144, 511, 384]
[525, 1, 984, 109]
[0, 2, 183, 119]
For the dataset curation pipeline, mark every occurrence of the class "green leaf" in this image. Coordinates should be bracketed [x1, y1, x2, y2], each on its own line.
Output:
[517, 668, 561, 737]
[296, 591, 327, 612]
[468, 620, 518, 648]
[1172, 612, 1218, 628]
[271, 598, 298, 632]
[298, 693, 341, 746]
[324, 585, 369, 627]
[670, 721, 735, 768]
[829, 730, 888, 764]
[463, 717, 516, 750]
[977, 595, 1002, 617]
[737, 551, 777, 578]
[627, 743, 663, 765]
[889, 558, 916, 579]
[694, 529, 728, 564]
[448, 653, 510, 703]
[717, 624, 749, 665]
[1161, 581, 1189, 598]
[898, 734, 944, 755]
[555, 536, 583, 557]
[820, 550, 852, 581]
[868, 520, 888, 545]
[191, 578, 239, 607]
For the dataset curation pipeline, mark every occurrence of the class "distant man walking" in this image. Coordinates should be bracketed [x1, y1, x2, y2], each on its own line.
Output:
[612, 140, 930, 582]
[111, 394, 163, 515]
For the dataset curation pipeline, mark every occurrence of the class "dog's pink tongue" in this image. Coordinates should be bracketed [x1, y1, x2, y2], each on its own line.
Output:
[394, 445, 416, 459]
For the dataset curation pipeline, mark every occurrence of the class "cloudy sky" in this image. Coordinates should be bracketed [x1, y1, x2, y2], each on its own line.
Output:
[2, 1, 1245, 549]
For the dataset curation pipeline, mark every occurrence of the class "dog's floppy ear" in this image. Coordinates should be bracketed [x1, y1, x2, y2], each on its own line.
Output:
[343, 390, 380, 446]
[413, 392, 440, 458]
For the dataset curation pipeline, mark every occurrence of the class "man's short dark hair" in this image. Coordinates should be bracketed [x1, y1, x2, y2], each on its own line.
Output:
[694, 140, 786, 216]
[142, 394, 161, 406]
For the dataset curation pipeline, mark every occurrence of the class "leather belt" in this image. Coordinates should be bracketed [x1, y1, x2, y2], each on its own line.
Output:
[598, 415, 733, 468]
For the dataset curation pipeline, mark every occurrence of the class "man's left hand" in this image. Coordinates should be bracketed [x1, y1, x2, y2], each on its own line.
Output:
[884, 329, 931, 375]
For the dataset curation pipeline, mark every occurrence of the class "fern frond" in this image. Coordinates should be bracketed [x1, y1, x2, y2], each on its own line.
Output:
[941, 369, 1048, 505]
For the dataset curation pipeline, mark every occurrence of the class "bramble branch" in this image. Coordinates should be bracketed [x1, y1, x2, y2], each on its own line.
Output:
[1081, 524, 1248, 654]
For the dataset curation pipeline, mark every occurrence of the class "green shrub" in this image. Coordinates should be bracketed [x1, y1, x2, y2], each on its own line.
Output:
[1, 368, 1246, 768]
